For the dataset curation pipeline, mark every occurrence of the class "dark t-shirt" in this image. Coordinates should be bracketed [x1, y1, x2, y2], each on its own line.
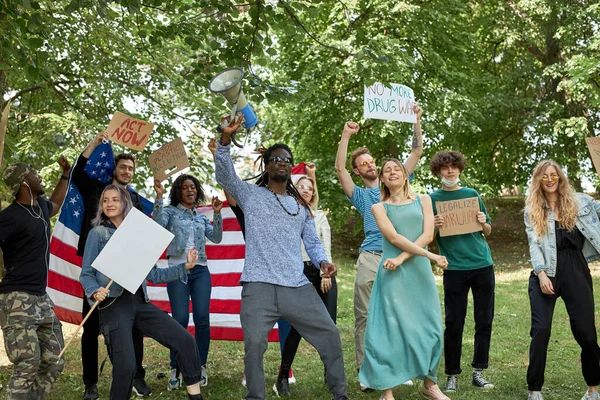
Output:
[72, 154, 143, 256]
[0, 197, 53, 295]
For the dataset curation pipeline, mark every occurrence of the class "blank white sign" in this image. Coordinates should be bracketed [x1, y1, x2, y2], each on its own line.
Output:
[92, 207, 174, 294]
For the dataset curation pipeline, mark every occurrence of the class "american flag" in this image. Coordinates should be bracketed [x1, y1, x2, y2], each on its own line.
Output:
[47, 143, 306, 341]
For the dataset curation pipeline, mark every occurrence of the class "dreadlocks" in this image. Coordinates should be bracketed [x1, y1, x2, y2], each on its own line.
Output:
[255, 143, 313, 217]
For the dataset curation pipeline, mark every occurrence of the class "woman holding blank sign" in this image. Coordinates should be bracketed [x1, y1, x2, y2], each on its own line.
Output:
[79, 184, 205, 400]
[358, 158, 449, 400]
[153, 174, 223, 390]
[524, 160, 600, 400]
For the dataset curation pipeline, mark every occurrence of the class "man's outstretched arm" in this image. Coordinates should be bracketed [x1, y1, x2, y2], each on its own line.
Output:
[335, 121, 359, 198]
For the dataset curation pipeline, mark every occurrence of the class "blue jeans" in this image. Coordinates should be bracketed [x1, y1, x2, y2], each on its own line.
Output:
[167, 264, 211, 367]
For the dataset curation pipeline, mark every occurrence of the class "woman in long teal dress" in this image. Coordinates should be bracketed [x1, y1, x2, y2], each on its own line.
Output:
[358, 158, 450, 400]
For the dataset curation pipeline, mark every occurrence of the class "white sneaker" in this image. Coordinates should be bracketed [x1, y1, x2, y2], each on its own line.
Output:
[401, 379, 413, 386]
[359, 382, 373, 392]
[200, 364, 208, 387]
[167, 368, 181, 391]
[241, 374, 246, 387]
[528, 392, 544, 400]
[582, 391, 600, 400]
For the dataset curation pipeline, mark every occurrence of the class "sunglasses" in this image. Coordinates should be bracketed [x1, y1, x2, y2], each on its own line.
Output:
[268, 156, 293, 165]
[357, 158, 376, 168]
[541, 174, 559, 183]
[297, 184, 314, 191]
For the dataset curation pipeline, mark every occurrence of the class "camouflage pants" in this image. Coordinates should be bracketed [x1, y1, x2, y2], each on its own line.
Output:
[0, 292, 65, 400]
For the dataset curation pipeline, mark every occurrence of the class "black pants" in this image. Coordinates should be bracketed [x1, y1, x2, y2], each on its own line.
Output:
[280, 261, 338, 376]
[81, 297, 145, 386]
[527, 268, 600, 391]
[98, 291, 202, 399]
[443, 265, 495, 375]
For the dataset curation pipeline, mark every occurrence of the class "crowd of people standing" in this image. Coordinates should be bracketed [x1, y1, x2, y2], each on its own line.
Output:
[0, 107, 598, 400]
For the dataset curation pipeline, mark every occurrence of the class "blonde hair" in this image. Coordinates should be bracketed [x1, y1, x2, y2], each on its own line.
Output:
[379, 158, 416, 202]
[525, 160, 578, 237]
[294, 175, 317, 207]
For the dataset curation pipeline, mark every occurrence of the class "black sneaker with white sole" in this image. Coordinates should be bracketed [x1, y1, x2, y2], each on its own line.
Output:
[472, 370, 494, 389]
[132, 378, 152, 397]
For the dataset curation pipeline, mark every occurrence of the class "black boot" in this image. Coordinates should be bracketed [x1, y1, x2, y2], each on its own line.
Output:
[188, 393, 203, 400]
[273, 369, 291, 397]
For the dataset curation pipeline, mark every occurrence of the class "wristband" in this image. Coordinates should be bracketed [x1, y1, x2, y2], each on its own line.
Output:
[60, 175, 69, 181]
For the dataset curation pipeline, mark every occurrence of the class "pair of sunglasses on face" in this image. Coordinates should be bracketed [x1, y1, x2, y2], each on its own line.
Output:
[357, 158, 376, 168]
[541, 174, 559, 183]
[268, 156, 293, 165]
[297, 184, 314, 191]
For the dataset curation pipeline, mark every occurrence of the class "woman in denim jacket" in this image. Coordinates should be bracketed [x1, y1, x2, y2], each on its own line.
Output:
[524, 160, 600, 400]
[79, 184, 204, 400]
[153, 174, 223, 390]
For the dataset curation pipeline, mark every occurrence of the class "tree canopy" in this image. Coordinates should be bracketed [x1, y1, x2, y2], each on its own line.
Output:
[1, 0, 599, 227]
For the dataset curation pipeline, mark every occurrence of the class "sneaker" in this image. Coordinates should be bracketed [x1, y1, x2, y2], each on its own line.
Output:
[241, 374, 246, 387]
[582, 391, 600, 400]
[422, 384, 450, 400]
[444, 375, 458, 393]
[402, 379, 414, 386]
[83, 384, 99, 400]
[187, 394, 204, 400]
[167, 368, 181, 391]
[528, 392, 544, 400]
[200, 364, 208, 387]
[273, 376, 291, 397]
[472, 370, 494, 389]
[132, 378, 152, 396]
[359, 382, 373, 392]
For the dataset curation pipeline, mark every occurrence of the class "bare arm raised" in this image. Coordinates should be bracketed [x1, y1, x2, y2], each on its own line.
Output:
[403, 103, 423, 175]
[335, 121, 360, 198]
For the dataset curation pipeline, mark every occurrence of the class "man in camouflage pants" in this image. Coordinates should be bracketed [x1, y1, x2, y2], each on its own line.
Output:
[0, 159, 70, 399]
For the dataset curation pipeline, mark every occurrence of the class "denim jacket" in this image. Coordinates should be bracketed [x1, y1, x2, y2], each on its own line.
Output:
[152, 200, 223, 264]
[524, 193, 600, 277]
[79, 225, 189, 305]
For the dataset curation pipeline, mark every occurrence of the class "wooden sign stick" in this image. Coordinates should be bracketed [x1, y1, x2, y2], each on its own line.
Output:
[57, 279, 114, 360]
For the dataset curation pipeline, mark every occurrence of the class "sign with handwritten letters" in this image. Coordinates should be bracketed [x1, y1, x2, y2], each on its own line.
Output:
[106, 111, 155, 151]
[363, 82, 417, 123]
[435, 197, 482, 237]
[148, 137, 190, 182]
[586, 137, 600, 179]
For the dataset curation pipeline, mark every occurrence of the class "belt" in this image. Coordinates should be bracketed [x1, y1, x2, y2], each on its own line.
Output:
[364, 250, 382, 256]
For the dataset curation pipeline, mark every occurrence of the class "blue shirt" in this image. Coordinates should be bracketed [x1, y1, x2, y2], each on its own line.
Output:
[347, 186, 383, 252]
[215, 143, 327, 287]
[152, 200, 223, 265]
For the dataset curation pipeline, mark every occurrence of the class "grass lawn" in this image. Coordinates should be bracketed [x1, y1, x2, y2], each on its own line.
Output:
[1, 256, 598, 399]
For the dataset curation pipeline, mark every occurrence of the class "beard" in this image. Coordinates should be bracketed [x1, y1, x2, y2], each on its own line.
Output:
[114, 175, 131, 186]
[270, 172, 290, 183]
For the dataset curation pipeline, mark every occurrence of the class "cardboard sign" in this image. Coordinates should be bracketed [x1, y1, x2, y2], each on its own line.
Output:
[435, 196, 482, 237]
[586, 137, 600, 178]
[106, 111, 154, 151]
[91, 207, 174, 294]
[364, 82, 416, 123]
[148, 137, 189, 182]
[0, 100, 12, 165]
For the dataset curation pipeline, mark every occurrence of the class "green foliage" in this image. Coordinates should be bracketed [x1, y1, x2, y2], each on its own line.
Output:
[1, 0, 598, 226]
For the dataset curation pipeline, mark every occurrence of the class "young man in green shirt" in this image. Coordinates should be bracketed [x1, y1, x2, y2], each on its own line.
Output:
[429, 151, 495, 393]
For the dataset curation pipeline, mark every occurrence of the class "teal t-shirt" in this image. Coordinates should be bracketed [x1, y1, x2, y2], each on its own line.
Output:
[429, 187, 494, 271]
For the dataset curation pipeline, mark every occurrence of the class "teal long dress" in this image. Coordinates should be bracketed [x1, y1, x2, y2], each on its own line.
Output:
[358, 197, 443, 390]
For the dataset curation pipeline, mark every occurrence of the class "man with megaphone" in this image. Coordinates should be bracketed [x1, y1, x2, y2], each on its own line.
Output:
[215, 115, 349, 400]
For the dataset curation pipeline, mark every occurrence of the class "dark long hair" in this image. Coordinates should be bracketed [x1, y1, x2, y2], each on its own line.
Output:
[169, 174, 206, 207]
[255, 143, 312, 216]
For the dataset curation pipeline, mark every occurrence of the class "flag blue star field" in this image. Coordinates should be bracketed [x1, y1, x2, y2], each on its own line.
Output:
[47, 143, 305, 342]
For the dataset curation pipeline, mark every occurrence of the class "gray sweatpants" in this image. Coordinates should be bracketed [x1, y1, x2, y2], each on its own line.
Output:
[241, 282, 347, 400]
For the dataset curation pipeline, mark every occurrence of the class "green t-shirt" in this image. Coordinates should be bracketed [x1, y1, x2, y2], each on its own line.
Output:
[429, 187, 494, 271]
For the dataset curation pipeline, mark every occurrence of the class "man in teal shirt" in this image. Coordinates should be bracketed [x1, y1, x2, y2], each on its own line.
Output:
[429, 151, 495, 394]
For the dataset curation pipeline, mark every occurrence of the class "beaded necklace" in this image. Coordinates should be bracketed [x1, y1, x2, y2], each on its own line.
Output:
[266, 185, 300, 216]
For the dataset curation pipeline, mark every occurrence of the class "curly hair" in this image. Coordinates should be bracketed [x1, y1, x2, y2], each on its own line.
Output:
[429, 151, 466, 177]
[92, 184, 133, 227]
[350, 147, 371, 170]
[379, 158, 416, 202]
[169, 174, 206, 207]
[525, 160, 578, 237]
[255, 143, 312, 215]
